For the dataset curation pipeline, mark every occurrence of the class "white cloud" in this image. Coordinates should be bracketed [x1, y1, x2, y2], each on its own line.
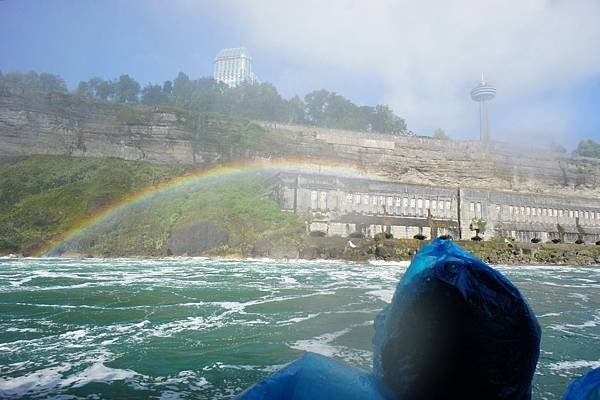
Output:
[165, 0, 600, 141]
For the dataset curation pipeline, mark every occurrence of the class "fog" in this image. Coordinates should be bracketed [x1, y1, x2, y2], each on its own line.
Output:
[164, 0, 600, 144]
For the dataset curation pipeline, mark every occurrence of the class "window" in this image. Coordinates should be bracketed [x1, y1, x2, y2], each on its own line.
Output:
[569, 210, 574, 218]
[532, 208, 537, 216]
[395, 197, 401, 207]
[379, 196, 385, 206]
[585, 211, 589, 219]
[425, 199, 430, 209]
[476, 203, 482, 216]
[387, 197, 393, 208]
[372, 196, 377, 205]
[446, 201, 451, 210]
[417, 198, 423, 209]
[363, 195, 369, 205]
[311, 191, 318, 209]
[403, 198, 409, 208]
[559, 209, 563, 217]
[319, 192, 327, 209]
[509, 205, 514, 215]
[526, 207, 531, 216]
[355, 194, 361, 204]
[432, 200, 437, 210]
[346, 193, 353, 203]
[410, 198, 416, 208]
[470, 202, 475, 215]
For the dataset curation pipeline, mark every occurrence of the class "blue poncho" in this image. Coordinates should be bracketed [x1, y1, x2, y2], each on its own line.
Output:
[237, 239, 542, 399]
[563, 367, 600, 400]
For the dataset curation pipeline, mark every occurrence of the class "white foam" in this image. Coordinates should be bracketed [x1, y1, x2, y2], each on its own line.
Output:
[292, 326, 350, 354]
[61, 363, 139, 387]
[538, 312, 561, 318]
[0, 365, 69, 397]
[5, 327, 40, 333]
[368, 260, 410, 267]
[366, 289, 395, 303]
[548, 359, 600, 372]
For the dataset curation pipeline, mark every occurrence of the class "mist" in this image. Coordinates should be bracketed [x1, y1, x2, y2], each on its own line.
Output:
[163, 0, 600, 144]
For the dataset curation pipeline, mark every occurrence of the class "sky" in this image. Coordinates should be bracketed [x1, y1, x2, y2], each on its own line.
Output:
[1, 0, 599, 147]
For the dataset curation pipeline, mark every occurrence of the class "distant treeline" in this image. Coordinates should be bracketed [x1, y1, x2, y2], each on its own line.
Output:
[0, 70, 408, 134]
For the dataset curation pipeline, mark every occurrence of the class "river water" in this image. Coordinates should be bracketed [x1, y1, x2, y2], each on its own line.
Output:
[0, 258, 598, 399]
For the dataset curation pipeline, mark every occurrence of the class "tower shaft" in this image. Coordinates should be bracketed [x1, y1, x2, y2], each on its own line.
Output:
[479, 100, 490, 142]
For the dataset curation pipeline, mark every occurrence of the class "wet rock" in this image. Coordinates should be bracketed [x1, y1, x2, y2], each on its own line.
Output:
[168, 222, 228, 255]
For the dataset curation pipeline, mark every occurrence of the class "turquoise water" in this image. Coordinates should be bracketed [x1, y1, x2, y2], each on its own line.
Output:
[0, 258, 598, 399]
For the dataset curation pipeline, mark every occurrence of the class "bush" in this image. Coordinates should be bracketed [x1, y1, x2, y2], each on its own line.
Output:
[575, 239, 585, 245]
[551, 238, 562, 244]
[471, 236, 483, 241]
[595, 240, 600, 246]
[531, 238, 541, 244]
[438, 234, 453, 240]
[413, 233, 426, 241]
[348, 231, 365, 239]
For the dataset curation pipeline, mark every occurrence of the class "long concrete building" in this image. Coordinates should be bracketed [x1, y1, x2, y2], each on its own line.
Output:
[274, 173, 600, 244]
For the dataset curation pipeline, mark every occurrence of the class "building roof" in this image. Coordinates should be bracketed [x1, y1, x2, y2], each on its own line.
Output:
[214, 47, 252, 61]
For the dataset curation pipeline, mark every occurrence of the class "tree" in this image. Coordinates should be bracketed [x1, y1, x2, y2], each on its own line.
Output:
[141, 84, 168, 106]
[304, 89, 330, 125]
[95, 79, 116, 101]
[115, 74, 140, 103]
[287, 95, 306, 124]
[39, 73, 67, 93]
[432, 128, 450, 140]
[74, 81, 93, 97]
[371, 104, 407, 134]
[470, 218, 486, 239]
[0, 71, 66, 93]
[162, 80, 173, 98]
[576, 139, 600, 158]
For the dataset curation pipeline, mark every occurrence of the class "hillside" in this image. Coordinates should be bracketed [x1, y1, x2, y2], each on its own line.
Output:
[0, 156, 303, 256]
[2, 83, 599, 198]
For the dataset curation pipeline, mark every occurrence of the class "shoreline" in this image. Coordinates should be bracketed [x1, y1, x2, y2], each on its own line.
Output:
[0, 240, 600, 267]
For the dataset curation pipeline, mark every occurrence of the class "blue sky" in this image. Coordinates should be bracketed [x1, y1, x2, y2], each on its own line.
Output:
[1, 0, 599, 147]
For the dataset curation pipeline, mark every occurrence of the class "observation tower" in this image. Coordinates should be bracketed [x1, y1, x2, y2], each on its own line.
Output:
[471, 74, 496, 142]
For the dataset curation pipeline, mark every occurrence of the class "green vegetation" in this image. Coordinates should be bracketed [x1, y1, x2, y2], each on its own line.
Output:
[432, 128, 451, 140]
[0, 70, 67, 93]
[0, 156, 185, 255]
[0, 156, 304, 257]
[77, 175, 305, 257]
[116, 106, 151, 125]
[1, 70, 408, 134]
[576, 139, 600, 158]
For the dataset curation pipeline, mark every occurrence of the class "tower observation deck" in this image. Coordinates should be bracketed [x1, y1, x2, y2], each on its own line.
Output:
[471, 74, 496, 142]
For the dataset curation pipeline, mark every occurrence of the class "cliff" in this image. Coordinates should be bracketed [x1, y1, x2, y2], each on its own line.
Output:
[1, 83, 599, 197]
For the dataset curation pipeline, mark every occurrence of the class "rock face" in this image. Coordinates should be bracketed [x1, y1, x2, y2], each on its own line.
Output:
[1, 83, 599, 197]
[167, 222, 229, 256]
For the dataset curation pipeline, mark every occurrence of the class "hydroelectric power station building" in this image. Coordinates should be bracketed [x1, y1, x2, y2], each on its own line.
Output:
[274, 173, 600, 243]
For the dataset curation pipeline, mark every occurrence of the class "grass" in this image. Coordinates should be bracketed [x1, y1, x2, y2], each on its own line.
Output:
[0, 155, 303, 256]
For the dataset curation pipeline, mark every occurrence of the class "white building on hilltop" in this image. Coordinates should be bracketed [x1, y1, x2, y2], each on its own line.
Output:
[213, 47, 258, 87]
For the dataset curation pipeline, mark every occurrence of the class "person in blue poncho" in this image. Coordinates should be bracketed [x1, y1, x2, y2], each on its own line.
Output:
[563, 367, 600, 400]
[236, 238, 542, 400]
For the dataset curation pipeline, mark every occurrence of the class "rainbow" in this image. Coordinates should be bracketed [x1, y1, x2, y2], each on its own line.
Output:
[40, 158, 388, 257]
